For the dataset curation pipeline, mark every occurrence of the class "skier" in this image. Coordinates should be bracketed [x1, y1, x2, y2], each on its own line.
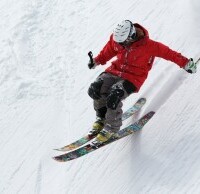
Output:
[87, 20, 197, 144]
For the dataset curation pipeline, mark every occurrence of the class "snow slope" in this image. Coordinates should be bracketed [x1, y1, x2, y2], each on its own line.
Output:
[0, 0, 200, 193]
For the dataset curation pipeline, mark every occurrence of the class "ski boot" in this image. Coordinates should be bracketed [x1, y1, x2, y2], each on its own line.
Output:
[92, 128, 118, 147]
[88, 118, 105, 137]
[96, 129, 113, 142]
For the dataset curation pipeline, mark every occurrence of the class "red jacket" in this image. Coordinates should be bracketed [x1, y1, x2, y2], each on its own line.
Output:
[95, 23, 189, 91]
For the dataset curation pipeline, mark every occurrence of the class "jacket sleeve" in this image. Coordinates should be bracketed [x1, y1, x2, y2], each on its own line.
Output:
[149, 40, 189, 68]
[94, 35, 118, 65]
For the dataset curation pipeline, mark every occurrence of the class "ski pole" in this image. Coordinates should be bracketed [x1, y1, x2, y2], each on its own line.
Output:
[195, 57, 200, 65]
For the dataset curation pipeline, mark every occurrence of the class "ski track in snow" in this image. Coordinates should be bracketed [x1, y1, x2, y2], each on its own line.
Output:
[35, 161, 42, 194]
[0, 0, 200, 193]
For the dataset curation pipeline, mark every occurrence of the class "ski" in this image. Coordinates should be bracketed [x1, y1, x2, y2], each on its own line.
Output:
[53, 111, 155, 162]
[54, 98, 146, 152]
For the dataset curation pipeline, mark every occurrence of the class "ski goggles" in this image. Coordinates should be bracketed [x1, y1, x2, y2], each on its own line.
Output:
[128, 25, 137, 40]
[120, 27, 136, 46]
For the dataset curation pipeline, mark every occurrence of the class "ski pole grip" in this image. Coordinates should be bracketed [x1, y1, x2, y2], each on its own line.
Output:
[88, 51, 94, 65]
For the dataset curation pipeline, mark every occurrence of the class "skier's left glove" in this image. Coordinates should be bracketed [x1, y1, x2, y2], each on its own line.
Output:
[184, 58, 197, 74]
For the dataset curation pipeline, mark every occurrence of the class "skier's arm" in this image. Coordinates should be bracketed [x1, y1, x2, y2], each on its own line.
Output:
[94, 35, 118, 65]
[149, 40, 189, 68]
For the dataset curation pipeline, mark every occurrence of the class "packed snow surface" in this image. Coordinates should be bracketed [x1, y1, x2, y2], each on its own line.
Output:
[0, 0, 200, 193]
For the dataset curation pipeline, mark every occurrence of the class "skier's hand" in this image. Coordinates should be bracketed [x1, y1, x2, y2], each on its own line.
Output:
[88, 59, 98, 69]
[88, 51, 99, 69]
[184, 58, 197, 74]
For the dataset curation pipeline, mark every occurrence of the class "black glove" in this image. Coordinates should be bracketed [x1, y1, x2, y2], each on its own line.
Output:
[88, 60, 98, 69]
[88, 51, 98, 69]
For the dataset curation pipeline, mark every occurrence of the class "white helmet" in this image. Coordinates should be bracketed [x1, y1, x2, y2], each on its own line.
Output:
[113, 20, 136, 43]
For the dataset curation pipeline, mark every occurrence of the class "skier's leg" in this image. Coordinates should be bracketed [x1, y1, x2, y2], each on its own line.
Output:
[88, 73, 120, 136]
[88, 72, 119, 119]
[105, 80, 131, 132]
[96, 80, 136, 142]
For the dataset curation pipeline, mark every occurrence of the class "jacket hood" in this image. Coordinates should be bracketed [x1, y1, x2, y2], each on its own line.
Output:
[133, 23, 149, 38]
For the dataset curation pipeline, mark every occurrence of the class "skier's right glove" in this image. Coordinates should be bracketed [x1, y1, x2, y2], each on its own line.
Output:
[88, 51, 99, 69]
[184, 58, 197, 74]
[88, 59, 98, 69]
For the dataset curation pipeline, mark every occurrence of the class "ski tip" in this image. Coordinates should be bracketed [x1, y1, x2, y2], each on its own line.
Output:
[53, 145, 76, 152]
[53, 148, 61, 151]
[137, 97, 146, 103]
[52, 156, 64, 162]
[53, 148, 69, 152]
[139, 97, 146, 100]
[147, 111, 156, 118]
[147, 111, 155, 115]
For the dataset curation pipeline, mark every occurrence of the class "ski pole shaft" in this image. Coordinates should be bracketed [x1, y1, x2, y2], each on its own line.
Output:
[195, 57, 200, 65]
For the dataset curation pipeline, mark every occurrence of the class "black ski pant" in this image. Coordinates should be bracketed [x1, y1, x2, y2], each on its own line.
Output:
[89, 72, 135, 133]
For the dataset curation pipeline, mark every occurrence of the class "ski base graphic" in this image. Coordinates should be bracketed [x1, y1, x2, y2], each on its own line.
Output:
[54, 98, 146, 152]
[53, 111, 155, 162]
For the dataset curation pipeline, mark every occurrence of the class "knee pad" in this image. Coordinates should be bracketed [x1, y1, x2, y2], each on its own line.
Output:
[106, 86, 124, 110]
[88, 78, 103, 100]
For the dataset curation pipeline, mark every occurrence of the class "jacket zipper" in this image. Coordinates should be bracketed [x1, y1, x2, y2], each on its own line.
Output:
[120, 48, 130, 77]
